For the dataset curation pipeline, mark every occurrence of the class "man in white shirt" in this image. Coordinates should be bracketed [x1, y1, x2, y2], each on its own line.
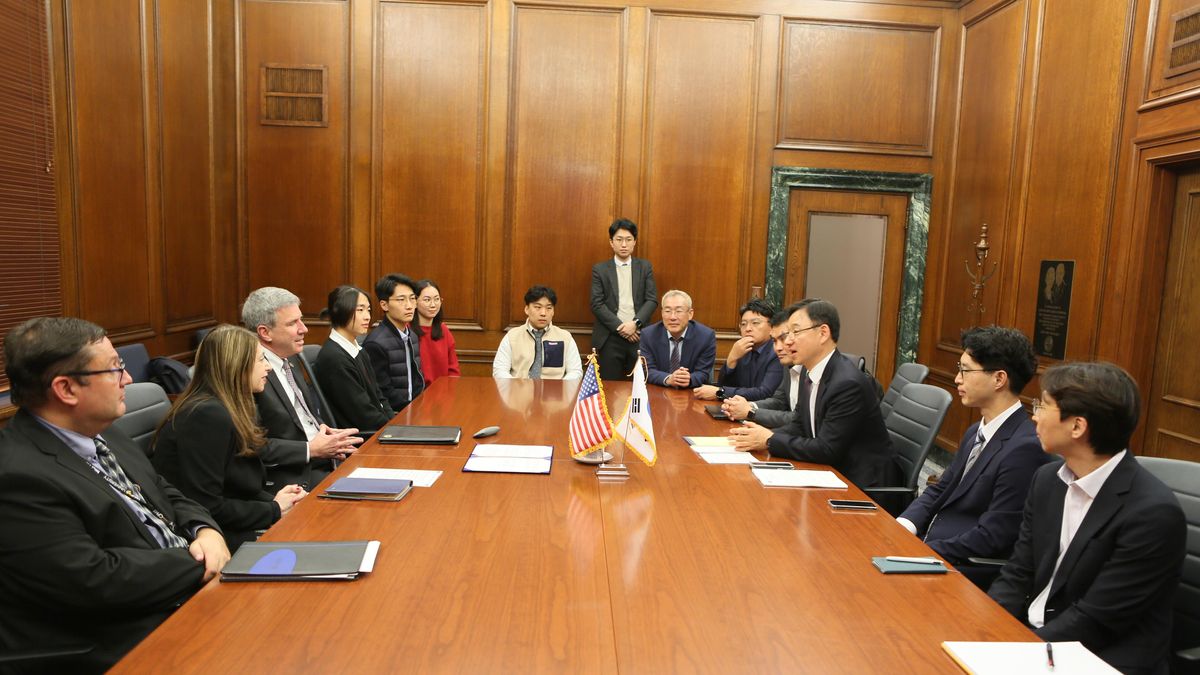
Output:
[896, 326, 1049, 588]
[989, 362, 1185, 675]
[493, 285, 583, 380]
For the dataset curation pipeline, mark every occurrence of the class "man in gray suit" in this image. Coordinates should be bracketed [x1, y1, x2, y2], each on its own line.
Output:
[590, 219, 658, 381]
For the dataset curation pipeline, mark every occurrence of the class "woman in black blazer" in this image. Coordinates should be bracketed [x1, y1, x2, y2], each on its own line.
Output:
[314, 285, 395, 432]
[152, 324, 306, 551]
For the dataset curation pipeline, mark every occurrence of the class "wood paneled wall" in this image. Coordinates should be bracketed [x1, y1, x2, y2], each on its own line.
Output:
[43, 0, 1200, 457]
[51, 0, 232, 359]
[221, 0, 952, 372]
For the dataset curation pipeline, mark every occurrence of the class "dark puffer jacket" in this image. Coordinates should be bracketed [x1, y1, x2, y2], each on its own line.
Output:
[362, 320, 425, 410]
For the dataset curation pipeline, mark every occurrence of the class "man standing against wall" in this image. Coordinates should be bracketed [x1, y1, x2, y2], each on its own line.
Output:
[591, 219, 658, 381]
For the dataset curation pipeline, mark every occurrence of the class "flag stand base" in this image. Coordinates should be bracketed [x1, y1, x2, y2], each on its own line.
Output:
[596, 463, 629, 478]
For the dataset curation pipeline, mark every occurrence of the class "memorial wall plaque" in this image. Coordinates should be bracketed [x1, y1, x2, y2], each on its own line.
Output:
[1034, 260, 1073, 360]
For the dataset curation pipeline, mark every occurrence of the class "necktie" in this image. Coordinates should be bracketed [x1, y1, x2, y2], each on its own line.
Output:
[669, 337, 682, 373]
[961, 427, 987, 477]
[94, 438, 188, 548]
[529, 328, 546, 379]
[283, 359, 319, 428]
[802, 373, 814, 435]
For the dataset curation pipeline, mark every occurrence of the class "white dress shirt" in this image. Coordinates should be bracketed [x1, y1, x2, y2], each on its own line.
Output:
[1027, 450, 1127, 627]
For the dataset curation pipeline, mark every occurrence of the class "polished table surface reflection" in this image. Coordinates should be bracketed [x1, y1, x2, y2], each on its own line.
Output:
[115, 377, 1035, 673]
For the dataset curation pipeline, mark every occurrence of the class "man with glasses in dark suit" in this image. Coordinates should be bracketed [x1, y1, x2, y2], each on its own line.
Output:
[727, 298, 895, 489]
[0, 317, 229, 671]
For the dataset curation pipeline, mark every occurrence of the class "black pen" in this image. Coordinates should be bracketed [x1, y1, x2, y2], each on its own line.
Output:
[1046, 642, 1055, 670]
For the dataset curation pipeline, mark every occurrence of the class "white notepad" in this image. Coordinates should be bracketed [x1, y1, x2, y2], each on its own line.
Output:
[941, 641, 1118, 674]
[463, 445, 553, 474]
[349, 467, 443, 488]
[750, 468, 847, 489]
[684, 436, 734, 448]
[698, 451, 756, 464]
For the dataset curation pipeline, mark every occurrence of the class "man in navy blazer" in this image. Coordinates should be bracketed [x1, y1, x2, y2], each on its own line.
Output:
[989, 362, 1185, 675]
[694, 298, 783, 402]
[729, 299, 895, 488]
[641, 290, 716, 388]
[897, 326, 1049, 588]
[590, 219, 658, 381]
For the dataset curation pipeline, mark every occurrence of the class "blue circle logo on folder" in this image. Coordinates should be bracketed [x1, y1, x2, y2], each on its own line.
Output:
[249, 548, 298, 575]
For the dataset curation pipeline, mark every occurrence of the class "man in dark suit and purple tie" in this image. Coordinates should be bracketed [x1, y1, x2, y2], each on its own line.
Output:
[640, 290, 717, 389]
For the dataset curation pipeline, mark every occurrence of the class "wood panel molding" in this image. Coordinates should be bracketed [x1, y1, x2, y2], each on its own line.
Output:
[504, 4, 625, 327]
[1142, 0, 1200, 109]
[375, 1, 488, 327]
[641, 9, 760, 332]
[777, 19, 940, 156]
[932, 0, 1026, 351]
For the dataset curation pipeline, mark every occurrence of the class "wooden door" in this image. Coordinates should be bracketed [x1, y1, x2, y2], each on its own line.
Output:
[785, 189, 909, 383]
[1143, 168, 1200, 461]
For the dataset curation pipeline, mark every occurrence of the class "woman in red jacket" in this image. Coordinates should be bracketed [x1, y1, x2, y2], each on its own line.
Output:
[413, 279, 460, 383]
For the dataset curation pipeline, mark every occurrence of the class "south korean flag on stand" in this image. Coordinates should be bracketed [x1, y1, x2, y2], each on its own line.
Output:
[612, 355, 657, 466]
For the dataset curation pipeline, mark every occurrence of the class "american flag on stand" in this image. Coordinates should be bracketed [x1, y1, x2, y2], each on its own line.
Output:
[569, 355, 614, 458]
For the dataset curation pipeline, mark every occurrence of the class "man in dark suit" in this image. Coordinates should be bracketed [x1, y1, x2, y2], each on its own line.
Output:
[989, 362, 1185, 675]
[242, 287, 361, 491]
[590, 218, 658, 381]
[729, 299, 895, 488]
[640, 290, 717, 388]
[694, 298, 783, 402]
[0, 317, 229, 671]
[897, 326, 1049, 588]
[721, 306, 801, 428]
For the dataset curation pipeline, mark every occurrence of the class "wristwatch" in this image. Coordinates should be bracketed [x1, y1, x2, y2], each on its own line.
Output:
[716, 387, 728, 400]
[746, 402, 758, 420]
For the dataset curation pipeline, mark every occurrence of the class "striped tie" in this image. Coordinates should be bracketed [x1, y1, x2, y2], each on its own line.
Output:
[961, 428, 987, 477]
[94, 438, 188, 548]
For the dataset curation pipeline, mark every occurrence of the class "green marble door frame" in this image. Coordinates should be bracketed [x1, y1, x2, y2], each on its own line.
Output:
[766, 166, 932, 366]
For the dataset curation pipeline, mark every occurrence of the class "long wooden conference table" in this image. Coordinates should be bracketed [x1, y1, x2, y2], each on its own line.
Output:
[115, 376, 1035, 673]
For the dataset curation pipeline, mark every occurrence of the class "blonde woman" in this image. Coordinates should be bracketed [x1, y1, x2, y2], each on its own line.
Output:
[152, 324, 306, 551]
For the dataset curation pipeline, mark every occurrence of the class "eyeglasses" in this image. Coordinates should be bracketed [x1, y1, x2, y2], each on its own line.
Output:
[1031, 401, 1058, 415]
[418, 296, 441, 305]
[955, 363, 995, 375]
[64, 359, 127, 380]
[739, 319, 766, 328]
[388, 295, 416, 304]
[612, 236, 635, 244]
[785, 324, 821, 340]
[662, 307, 690, 316]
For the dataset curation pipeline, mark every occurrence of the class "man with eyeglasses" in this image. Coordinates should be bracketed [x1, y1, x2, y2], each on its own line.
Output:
[989, 362, 1184, 674]
[896, 326, 1050, 588]
[590, 219, 658, 381]
[720, 306, 801, 428]
[0, 317, 229, 671]
[244, 287, 362, 492]
[364, 273, 426, 411]
[728, 298, 895, 488]
[640, 290, 716, 388]
[694, 298, 783, 402]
